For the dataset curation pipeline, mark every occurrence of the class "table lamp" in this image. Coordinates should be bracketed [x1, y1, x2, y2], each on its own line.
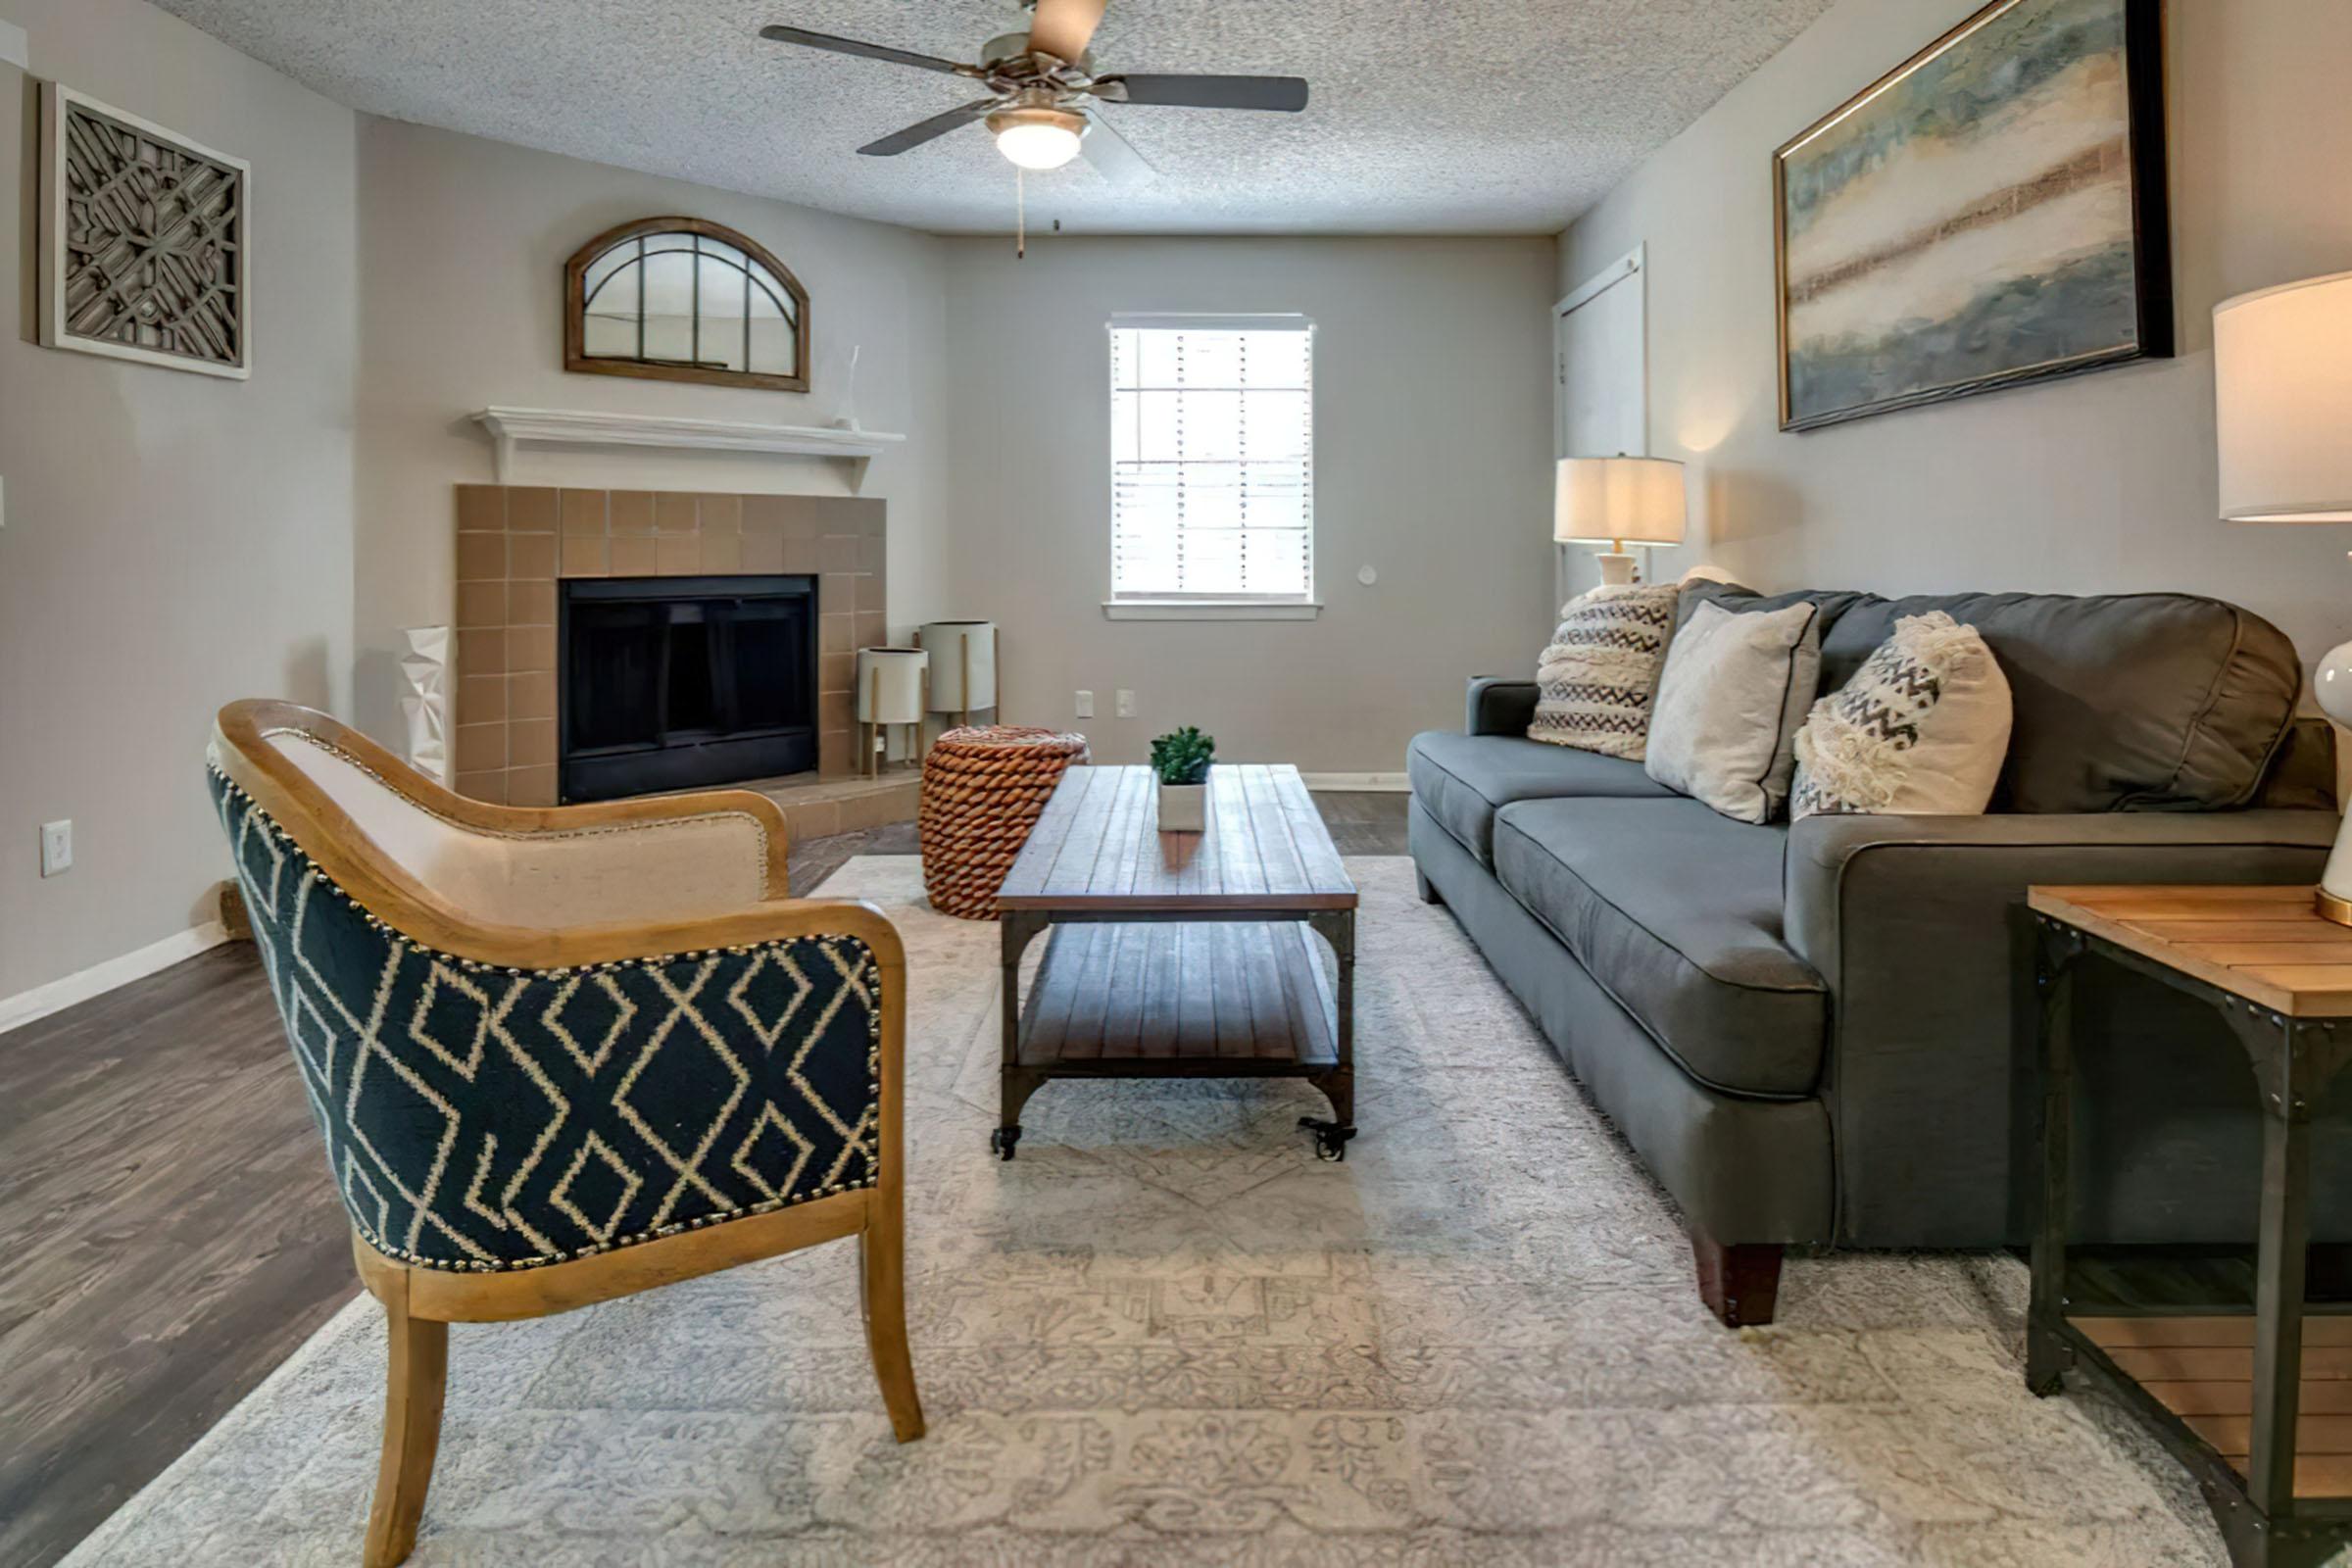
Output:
[2214, 269, 2352, 921]
[1556, 456, 1687, 586]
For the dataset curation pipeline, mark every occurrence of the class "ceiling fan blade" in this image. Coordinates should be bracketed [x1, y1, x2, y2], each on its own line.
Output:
[1101, 74, 1309, 112]
[758, 24, 974, 76]
[1026, 0, 1107, 64]
[858, 99, 1000, 157]
[1080, 111, 1156, 186]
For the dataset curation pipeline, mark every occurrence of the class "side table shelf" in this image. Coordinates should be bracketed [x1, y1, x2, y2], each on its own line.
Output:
[2026, 884, 2352, 1568]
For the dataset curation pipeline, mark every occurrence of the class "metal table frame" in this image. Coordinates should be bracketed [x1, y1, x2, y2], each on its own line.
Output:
[2026, 907, 2352, 1567]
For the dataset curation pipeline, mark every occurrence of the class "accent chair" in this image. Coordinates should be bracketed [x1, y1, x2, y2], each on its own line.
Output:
[207, 700, 923, 1568]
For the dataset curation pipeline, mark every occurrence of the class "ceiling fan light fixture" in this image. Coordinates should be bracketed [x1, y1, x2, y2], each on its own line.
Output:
[988, 105, 1086, 171]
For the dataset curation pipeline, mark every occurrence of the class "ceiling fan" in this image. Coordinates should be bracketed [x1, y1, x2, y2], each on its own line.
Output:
[758, 0, 1310, 186]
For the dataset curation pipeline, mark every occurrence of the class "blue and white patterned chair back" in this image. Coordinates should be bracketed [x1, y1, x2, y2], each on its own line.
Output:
[209, 701, 891, 1274]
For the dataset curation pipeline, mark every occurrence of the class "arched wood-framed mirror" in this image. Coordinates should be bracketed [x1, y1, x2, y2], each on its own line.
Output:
[564, 217, 810, 393]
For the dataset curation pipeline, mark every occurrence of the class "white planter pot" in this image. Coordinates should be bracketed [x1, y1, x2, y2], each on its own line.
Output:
[1157, 781, 1207, 833]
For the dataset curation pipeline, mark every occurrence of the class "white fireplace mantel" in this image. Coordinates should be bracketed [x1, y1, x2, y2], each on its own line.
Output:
[470, 407, 906, 493]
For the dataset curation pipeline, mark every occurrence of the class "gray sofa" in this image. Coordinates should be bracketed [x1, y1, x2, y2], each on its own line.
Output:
[1408, 582, 2345, 1324]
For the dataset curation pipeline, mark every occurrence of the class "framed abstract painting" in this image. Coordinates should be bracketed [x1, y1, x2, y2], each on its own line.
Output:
[1774, 0, 2170, 432]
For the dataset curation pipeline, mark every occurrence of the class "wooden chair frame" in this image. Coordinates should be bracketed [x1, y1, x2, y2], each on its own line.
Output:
[211, 701, 923, 1568]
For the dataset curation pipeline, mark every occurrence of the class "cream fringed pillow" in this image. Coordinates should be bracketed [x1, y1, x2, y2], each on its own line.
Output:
[1791, 611, 2014, 819]
[1528, 582, 1679, 760]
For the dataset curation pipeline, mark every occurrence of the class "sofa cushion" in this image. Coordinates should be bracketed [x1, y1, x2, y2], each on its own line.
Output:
[1408, 731, 1672, 866]
[1681, 581, 2300, 813]
[1492, 797, 1827, 1098]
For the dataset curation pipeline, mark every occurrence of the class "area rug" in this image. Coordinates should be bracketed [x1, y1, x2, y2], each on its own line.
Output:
[65, 856, 2228, 1566]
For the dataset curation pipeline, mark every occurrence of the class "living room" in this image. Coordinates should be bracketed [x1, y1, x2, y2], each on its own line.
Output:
[5, 0, 2350, 1562]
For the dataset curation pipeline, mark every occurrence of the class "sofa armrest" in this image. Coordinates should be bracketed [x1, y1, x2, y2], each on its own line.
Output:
[1785, 809, 2339, 968]
[1781, 808, 2338, 1248]
[1466, 676, 1539, 737]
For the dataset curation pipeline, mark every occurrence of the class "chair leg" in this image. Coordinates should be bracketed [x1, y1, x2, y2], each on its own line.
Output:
[858, 1223, 926, 1443]
[1691, 1228, 1784, 1328]
[364, 1282, 449, 1568]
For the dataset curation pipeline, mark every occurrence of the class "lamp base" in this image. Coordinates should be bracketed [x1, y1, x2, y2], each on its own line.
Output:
[2318, 886, 2352, 927]
[1593, 551, 1638, 586]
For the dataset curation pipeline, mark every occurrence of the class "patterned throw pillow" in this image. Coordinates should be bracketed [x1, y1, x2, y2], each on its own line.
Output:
[1791, 611, 2014, 819]
[1528, 582, 1679, 760]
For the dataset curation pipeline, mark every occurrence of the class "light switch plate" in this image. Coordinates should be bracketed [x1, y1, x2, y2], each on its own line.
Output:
[1115, 689, 1136, 718]
[1074, 690, 1095, 719]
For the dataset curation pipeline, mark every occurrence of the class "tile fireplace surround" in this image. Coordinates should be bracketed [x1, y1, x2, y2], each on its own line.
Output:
[452, 484, 885, 806]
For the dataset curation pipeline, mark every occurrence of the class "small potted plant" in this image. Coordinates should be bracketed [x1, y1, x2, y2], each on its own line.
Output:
[1150, 725, 1214, 832]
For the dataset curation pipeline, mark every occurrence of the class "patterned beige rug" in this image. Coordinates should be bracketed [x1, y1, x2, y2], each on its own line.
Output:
[66, 856, 2228, 1566]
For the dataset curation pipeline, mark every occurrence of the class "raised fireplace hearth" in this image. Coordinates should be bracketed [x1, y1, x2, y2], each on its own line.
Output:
[561, 574, 817, 802]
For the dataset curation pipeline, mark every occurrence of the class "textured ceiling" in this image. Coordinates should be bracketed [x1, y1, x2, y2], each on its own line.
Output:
[147, 0, 1834, 234]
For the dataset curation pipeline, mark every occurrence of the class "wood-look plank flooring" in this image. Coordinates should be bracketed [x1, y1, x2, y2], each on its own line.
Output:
[0, 793, 1404, 1568]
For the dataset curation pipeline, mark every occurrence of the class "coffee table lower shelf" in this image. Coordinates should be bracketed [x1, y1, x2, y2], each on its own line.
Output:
[997, 919, 1353, 1159]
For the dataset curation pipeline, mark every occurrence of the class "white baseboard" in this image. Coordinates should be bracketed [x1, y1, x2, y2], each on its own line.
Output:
[0, 921, 230, 1035]
[1300, 772, 1411, 793]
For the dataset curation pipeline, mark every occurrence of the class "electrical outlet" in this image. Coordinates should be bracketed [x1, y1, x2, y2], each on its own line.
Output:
[40, 819, 73, 877]
[1115, 689, 1137, 718]
[1074, 690, 1095, 719]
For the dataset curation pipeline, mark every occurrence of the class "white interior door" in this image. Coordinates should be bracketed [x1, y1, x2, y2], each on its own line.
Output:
[1553, 245, 1649, 609]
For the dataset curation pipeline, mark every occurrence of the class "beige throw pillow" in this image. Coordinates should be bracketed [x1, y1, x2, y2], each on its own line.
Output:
[1528, 582, 1679, 760]
[1643, 599, 1823, 824]
[1791, 611, 2013, 819]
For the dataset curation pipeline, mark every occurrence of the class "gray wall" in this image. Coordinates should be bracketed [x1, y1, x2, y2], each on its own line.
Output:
[0, 0, 358, 998]
[1559, 0, 2352, 662]
[941, 235, 1559, 774]
[351, 120, 955, 743]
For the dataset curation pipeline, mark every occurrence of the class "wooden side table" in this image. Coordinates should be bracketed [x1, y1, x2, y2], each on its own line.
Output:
[2026, 884, 2352, 1568]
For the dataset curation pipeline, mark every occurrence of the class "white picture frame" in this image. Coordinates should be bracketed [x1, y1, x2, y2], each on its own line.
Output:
[40, 82, 252, 379]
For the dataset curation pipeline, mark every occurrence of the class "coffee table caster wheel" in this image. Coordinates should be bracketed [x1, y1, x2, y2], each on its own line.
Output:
[1298, 1117, 1356, 1162]
[991, 1126, 1021, 1161]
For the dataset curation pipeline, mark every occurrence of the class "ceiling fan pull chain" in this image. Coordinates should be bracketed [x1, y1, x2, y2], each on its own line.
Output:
[1016, 167, 1027, 259]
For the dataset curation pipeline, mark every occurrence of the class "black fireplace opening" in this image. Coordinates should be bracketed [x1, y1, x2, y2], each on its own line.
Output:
[560, 574, 817, 802]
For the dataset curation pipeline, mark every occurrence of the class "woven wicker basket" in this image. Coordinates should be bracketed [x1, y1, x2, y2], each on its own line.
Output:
[918, 725, 1091, 920]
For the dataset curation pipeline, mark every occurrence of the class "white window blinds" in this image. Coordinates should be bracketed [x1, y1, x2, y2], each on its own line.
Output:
[1109, 316, 1314, 602]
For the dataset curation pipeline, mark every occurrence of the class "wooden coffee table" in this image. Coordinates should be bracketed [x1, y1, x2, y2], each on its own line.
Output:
[991, 763, 1359, 1160]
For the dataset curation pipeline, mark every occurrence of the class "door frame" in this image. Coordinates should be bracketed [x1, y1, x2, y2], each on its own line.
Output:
[1551, 243, 1649, 605]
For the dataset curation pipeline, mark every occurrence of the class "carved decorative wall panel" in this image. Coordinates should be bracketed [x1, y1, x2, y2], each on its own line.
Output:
[40, 84, 251, 379]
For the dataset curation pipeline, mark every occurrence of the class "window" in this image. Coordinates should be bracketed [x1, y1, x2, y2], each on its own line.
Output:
[564, 218, 808, 392]
[1108, 315, 1315, 617]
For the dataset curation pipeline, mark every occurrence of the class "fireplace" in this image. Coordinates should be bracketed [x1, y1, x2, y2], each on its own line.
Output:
[560, 574, 817, 802]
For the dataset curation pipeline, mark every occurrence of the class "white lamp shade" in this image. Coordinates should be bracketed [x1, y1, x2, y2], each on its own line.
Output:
[2214, 270, 2352, 522]
[1555, 457, 1688, 546]
[920, 621, 997, 711]
[856, 648, 928, 725]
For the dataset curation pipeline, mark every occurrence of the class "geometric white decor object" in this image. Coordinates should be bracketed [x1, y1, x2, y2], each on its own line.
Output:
[41, 83, 251, 379]
[399, 625, 452, 785]
[919, 621, 998, 719]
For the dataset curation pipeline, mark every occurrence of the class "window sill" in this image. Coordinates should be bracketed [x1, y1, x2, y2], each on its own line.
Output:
[1102, 601, 1324, 621]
